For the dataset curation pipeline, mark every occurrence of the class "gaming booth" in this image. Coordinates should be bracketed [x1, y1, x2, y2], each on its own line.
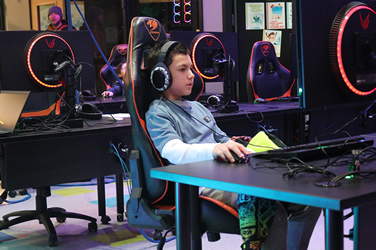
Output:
[2, 0, 376, 248]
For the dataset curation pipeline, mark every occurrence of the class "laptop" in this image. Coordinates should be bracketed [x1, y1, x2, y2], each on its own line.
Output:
[0, 90, 30, 135]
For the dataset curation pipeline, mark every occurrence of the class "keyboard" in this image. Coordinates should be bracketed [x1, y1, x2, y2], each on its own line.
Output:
[252, 136, 374, 161]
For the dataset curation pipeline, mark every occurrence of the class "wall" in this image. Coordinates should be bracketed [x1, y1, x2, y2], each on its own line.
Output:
[4, 0, 30, 30]
[202, 0, 222, 32]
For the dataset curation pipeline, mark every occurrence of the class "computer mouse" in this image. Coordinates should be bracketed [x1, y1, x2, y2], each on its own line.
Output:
[254, 98, 267, 104]
[230, 151, 249, 163]
[216, 151, 249, 163]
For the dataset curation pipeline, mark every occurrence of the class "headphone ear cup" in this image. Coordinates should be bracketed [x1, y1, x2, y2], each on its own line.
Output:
[150, 62, 172, 91]
[77, 103, 103, 120]
[207, 94, 224, 106]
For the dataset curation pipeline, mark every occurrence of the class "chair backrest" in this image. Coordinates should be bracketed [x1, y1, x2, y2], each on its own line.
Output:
[100, 44, 128, 90]
[125, 16, 204, 204]
[247, 41, 295, 101]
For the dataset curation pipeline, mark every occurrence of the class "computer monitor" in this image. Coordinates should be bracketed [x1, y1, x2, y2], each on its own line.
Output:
[295, 0, 376, 109]
[170, 31, 239, 103]
[0, 30, 95, 116]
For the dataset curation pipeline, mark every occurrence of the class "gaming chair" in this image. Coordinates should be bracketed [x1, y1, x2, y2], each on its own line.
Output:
[99, 44, 128, 90]
[247, 41, 295, 102]
[124, 16, 240, 246]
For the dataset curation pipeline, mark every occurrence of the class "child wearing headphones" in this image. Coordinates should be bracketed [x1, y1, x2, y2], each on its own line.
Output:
[102, 62, 126, 97]
[145, 40, 320, 249]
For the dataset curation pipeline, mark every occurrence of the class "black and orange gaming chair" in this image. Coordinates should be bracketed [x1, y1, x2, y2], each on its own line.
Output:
[247, 41, 295, 102]
[124, 16, 239, 246]
[99, 44, 128, 90]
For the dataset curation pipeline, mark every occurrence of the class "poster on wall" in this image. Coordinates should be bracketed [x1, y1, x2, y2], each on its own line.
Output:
[266, 2, 285, 29]
[263, 29, 282, 57]
[245, 2, 265, 30]
[286, 2, 293, 29]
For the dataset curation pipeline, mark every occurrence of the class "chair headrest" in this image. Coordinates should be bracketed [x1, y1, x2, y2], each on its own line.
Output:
[108, 44, 128, 66]
[252, 41, 278, 63]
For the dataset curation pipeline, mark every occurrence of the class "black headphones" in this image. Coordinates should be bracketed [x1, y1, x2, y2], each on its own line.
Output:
[207, 94, 224, 106]
[76, 103, 103, 120]
[150, 41, 178, 91]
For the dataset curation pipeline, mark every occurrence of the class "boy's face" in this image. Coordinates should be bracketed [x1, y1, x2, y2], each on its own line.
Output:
[164, 53, 195, 100]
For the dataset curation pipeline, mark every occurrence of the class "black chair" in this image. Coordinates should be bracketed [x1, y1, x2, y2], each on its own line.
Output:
[247, 41, 295, 102]
[124, 16, 240, 248]
[99, 44, 128, 90]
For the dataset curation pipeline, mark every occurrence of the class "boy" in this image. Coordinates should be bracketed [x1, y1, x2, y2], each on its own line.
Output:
[146, 40, 320, 249]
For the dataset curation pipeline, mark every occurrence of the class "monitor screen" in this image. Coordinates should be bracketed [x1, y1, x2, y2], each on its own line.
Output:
[295, 0, 376, 108]
[0, 30, 95, 115]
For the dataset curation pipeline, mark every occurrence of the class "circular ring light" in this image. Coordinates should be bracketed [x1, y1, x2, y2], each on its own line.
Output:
[329, 2, 376, 96]
[24, 32, 75, 88]
[190, 33, 226, 80]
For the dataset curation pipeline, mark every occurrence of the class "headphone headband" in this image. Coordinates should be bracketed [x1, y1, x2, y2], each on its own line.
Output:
[157, 41, 178, 64]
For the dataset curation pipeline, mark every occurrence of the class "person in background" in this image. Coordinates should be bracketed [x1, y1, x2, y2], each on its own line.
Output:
[47, 6, 76, 31]
[102, 62, 126, 97]
[145, 40, 321, 250]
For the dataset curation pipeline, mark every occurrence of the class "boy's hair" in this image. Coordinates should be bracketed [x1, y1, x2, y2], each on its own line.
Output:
[115, 62, 126, 76]
[147, 40, 190, 71]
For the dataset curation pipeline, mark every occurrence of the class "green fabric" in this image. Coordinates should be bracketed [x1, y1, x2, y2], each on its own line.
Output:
[238, 195, 276, 249]
[246, 131, 283, 153]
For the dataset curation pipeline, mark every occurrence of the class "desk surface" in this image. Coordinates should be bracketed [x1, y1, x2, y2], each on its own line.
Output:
[151, 158, 376, 211]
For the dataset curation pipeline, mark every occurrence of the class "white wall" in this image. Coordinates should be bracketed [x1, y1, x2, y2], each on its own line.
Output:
[202, 0, 223, 32]
[4, 0, 31, 30]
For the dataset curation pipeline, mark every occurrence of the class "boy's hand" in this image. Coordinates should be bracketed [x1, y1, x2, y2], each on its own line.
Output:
[213, 140, 254, 163]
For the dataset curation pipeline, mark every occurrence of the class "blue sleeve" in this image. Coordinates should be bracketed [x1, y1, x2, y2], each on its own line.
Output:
[146, 102, 182, 153]
[108, 81, 124, 96]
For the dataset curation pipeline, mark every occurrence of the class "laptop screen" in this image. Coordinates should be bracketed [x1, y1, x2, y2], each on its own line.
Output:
[0, 91, 30, 134]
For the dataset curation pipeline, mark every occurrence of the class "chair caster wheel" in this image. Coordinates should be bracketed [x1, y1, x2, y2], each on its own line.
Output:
[56, 217, 66, 223]
[8, 190, 17, 198]
[88, 222, 98, 232]
[19, 189, 28, 195]
[117, 214, 124, 222]
[48, 235, 58, 247]
[153, 229, 163, 240]
[101, 215, 111, 224]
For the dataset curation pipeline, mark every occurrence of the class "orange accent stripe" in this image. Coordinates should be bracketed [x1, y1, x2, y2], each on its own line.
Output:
[199, 196, 239, 218]
[21, 103, 56, 117]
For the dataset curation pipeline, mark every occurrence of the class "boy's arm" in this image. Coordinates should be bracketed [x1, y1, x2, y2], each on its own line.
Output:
[162, 138, 217, 164]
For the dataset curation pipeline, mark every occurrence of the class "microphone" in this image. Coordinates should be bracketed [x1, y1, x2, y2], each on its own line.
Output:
[54, 61, 73, 72]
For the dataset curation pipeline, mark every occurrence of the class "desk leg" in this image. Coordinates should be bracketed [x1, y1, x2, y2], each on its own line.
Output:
[97, 177, 110, 224]
[116, 173, 124, 222]
[324, 209, 343, 250]
[176, 182, 190, 249]
[353, 202, 376, 250]
[189, 186, 202, 250]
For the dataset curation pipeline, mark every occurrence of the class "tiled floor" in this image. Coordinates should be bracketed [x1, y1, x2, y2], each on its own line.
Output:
[0, 178, 354, 249]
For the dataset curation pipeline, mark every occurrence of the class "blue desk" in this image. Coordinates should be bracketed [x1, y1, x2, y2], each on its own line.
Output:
[151, 158, 376, 250]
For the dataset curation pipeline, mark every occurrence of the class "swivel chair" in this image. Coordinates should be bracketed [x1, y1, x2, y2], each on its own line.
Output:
[100, 44, 128, 90]
[247, 41, 295, 102]
[124, 16, 240, 248]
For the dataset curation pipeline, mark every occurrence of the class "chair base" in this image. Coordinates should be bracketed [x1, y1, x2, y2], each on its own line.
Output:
[0, 186, 97, 247]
